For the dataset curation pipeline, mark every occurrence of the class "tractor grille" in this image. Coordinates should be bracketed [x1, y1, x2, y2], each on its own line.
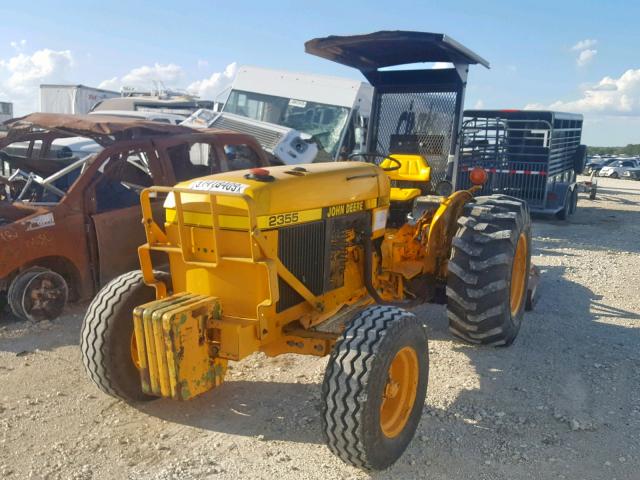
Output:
[372, 90, 458, 188]
[277, 221, 326, 312]
[275, 213, 368, 313]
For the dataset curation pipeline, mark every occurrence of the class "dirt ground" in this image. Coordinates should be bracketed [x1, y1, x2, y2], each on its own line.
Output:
[1, 176, 639, 480]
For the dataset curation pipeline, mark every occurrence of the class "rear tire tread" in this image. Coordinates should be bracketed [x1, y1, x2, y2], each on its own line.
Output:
[447, 195, 531, 346]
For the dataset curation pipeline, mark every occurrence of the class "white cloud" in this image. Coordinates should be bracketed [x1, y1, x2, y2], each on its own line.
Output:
[97, 76, 119, 91]
[98, 63, 185, 92]
[9, 39, 27, 51]
[525, 69, 640, 116]
[432, 62, 452, 69]
[523, 102, 546, 110]
[0, 48, 74, 113]
[122, 63, 183, 87]
[187, 62, 237, 100]
[197, 59, 209, 69]
[97, 61, 238, 101]
[474, 99, 485, 109]
[571, 39, 597, 51]
[577, 49, 597, 67]
[570, 39, 598, 67]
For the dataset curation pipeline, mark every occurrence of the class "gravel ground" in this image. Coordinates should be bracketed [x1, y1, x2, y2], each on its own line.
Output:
[1, 176, 639, 480]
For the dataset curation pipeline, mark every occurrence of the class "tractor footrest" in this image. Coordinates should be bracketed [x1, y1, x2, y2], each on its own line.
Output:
[132, 293, 226, 400]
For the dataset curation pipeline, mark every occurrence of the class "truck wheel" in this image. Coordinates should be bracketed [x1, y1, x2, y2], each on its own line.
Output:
[80, 270, 160, 402]
[8, 268, 68, 321]
[447, 195, 531, 346]
[321, 306, 429, 470]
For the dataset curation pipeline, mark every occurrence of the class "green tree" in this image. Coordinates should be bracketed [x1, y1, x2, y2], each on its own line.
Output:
[588, 144, 640, 156]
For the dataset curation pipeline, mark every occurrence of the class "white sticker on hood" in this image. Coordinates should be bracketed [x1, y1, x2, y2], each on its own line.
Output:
[26, 212, 55, 231]
[188, 180, 249, 194]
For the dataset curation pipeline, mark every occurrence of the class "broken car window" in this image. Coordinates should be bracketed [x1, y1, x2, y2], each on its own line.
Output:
[1, 137, 100, 204]
[223, 144, 262, 170]
[94, 150, 153, 213]
[168, 142, 220, 182]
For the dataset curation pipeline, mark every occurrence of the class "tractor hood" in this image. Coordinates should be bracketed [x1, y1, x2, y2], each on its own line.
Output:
[165, 162, 390, 220]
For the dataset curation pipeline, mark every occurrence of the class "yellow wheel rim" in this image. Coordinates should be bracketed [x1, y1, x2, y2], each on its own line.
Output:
[510, 233, 528, 316]
[130, 333, 141, 370]
[380, 346, 419, 438]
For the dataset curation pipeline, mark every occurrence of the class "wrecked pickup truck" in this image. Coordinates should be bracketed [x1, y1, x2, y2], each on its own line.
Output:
[0, 112, 269, 321]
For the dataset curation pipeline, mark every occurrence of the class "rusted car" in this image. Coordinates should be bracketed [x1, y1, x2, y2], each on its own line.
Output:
[0, 113, 270, 321]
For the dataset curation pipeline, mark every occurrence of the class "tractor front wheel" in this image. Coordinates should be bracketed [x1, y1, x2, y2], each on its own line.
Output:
[447, 195, 532, 346]
[80, 270, 161, 402]
[321, 306, 429, 470]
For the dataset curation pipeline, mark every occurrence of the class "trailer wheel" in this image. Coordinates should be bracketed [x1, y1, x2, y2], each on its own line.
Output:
[447, 195, 532, 346]
[321, 306, 429, 470]
[8, 268, 68, 321]
[569, 187, 578, 215]
[80, 270, 164, 402]
[555, 190, 571, 220]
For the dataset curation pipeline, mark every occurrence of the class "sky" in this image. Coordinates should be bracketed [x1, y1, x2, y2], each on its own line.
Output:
[0, 0, 638, 146]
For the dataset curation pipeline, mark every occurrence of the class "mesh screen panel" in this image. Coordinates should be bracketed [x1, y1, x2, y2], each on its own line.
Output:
[371, 91, 458, 186]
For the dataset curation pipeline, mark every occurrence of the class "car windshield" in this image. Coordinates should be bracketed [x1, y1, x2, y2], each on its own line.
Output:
[223, 89, 350, 157]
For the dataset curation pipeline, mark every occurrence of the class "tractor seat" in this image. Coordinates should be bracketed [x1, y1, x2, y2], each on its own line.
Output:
[380, 154, 432, 183]
[380, 154, 431, 203]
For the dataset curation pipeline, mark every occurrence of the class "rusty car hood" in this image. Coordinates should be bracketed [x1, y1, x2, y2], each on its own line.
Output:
[5, 113, 196, 145]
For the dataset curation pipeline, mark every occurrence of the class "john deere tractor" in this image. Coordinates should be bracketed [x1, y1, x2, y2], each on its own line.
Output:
[80, 32, 532, 470]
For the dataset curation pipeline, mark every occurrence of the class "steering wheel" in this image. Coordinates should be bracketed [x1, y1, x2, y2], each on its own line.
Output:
[348, 152, 402, 172]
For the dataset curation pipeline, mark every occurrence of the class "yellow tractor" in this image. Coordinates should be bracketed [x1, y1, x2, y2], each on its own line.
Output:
[80, 31, 532, 470]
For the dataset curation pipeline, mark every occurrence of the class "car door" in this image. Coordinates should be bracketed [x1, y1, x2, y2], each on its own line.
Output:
[88, 147, 159, 286]
[620, 160, 634, 173]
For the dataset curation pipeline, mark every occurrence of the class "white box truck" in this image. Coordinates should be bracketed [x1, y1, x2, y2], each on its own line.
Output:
[217, 65, 373, 161]
[40, 84, 119, 115]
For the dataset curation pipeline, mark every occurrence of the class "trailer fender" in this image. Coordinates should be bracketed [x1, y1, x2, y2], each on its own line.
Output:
[547, 182, 573, 211]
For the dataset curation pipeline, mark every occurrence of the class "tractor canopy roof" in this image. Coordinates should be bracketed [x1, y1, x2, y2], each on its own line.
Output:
[305, 31, 490, 73]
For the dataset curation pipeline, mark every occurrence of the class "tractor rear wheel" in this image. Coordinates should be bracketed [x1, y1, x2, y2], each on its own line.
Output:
[80, 270, 161, 402]
[321, 306, 429, 470]
[447, 195, 532, 346]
